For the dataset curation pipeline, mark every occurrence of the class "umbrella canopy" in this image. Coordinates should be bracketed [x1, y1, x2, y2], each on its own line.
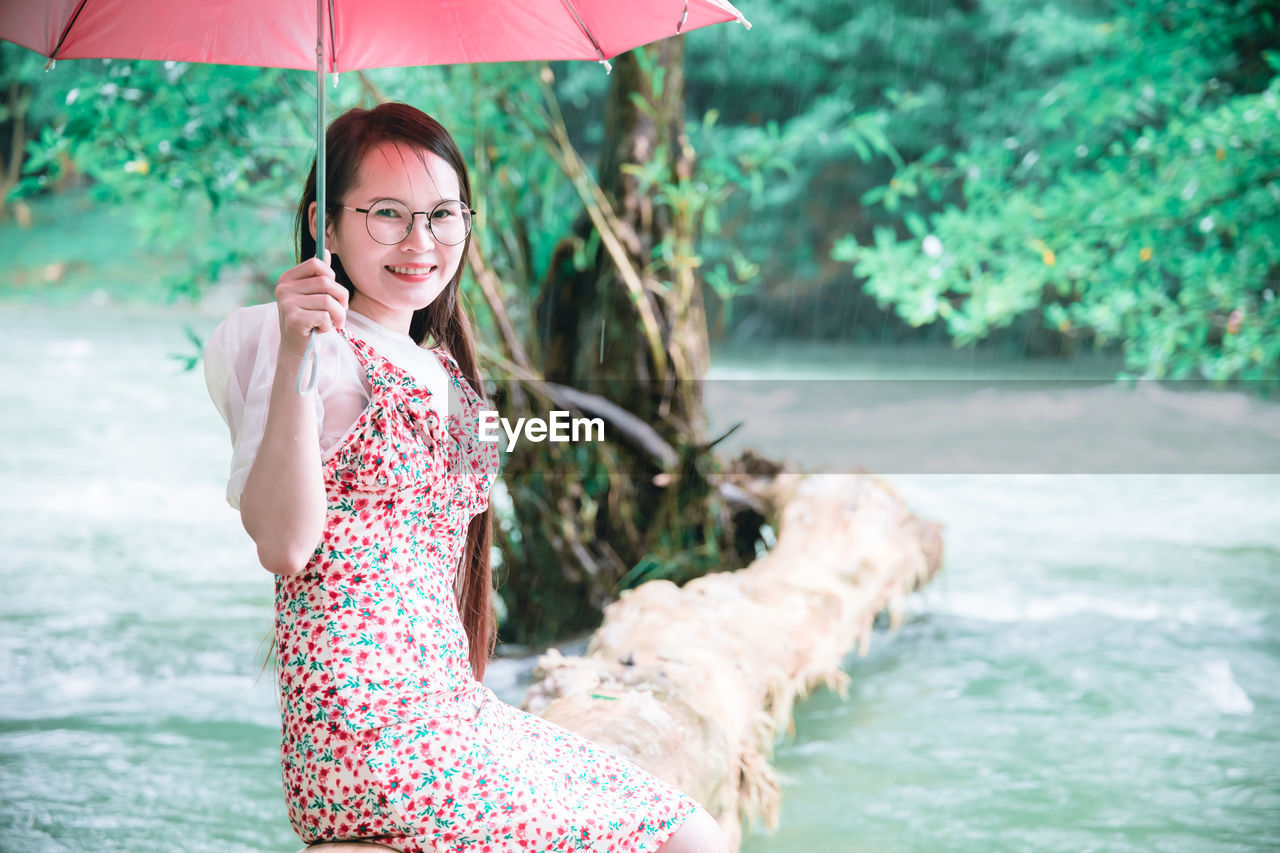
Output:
[1, 0, 748, 70]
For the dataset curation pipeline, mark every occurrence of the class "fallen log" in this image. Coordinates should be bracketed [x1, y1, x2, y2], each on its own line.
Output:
[521, 470, 945, 850]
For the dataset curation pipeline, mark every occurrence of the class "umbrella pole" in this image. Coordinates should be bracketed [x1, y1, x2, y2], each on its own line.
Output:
[315, 0, 326, 264]
[296, 0, 327, 395]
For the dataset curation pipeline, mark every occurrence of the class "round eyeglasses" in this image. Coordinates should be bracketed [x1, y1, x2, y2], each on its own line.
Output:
[341, 198, 475, 246]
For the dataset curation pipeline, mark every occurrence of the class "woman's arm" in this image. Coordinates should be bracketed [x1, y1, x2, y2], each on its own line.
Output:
[238, 254, 348, 576]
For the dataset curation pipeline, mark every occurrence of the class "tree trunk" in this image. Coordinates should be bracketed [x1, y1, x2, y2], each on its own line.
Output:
[0, 79, 30, 222]
[495, 39, 748, 647]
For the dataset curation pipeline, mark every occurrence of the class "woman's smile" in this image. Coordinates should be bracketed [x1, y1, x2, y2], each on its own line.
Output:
[386, 263, 439, 279]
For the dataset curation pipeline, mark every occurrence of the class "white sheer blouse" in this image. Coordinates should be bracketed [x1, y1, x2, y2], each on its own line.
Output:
[203, 302, 452, 509]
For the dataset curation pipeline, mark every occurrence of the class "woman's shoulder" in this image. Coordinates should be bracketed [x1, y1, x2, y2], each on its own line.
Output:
[210, 301, 280, 345]
[208, 301, 363, 374]
[204, 303, 277, 403]
[204, 302, 283, 385]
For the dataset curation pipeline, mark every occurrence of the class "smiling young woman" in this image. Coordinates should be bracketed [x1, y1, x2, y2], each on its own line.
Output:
[203, 102, 726, 853]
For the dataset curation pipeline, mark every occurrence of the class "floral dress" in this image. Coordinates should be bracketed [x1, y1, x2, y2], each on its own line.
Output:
[275, 327, 701, 852]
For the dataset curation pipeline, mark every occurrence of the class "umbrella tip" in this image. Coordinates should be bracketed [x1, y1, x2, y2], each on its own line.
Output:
[599, 59, 613, 75]
[737, 15, 753, 30]
[44, 57, 57, 71]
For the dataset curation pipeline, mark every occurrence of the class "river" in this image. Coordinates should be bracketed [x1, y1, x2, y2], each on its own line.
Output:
[1, 303, 1276, 852]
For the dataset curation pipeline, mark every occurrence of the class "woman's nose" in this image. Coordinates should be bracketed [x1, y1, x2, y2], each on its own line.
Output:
[401, 214, 437, 250]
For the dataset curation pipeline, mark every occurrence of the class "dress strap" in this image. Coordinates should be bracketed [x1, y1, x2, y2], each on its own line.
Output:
[333, 325, 373, 366]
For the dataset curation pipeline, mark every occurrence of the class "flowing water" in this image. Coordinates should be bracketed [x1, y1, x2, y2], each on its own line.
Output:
[1, 304, 1276, 852]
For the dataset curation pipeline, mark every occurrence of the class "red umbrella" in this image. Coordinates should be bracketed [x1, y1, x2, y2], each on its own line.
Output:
[1, 0, 751, 388]
[2, 0, 748, 70]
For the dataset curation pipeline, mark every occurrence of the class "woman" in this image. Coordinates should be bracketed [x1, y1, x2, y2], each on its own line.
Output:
[204, 103, 729, 853]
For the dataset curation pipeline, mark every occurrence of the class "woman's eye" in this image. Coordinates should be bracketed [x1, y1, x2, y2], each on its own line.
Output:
[432, 208, 455, 220]
[374, 208, 404, 219]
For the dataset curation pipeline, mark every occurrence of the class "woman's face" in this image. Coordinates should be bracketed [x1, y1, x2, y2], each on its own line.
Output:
[311, 140, 466, 333]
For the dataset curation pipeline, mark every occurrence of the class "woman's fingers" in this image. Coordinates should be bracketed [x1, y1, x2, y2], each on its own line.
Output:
[288, 291, 347, 317]
[279, 251, 333, 283]
[296, 307, 339, 335]
[280, 290, 346, 334]
[275, 252, 347, 353]
[276, 277, 347, 309]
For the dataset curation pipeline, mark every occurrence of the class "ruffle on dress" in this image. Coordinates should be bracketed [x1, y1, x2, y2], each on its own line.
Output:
[325, 354, 448, 499]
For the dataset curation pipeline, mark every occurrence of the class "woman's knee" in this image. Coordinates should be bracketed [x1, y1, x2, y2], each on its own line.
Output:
[658, 805, 730, 853]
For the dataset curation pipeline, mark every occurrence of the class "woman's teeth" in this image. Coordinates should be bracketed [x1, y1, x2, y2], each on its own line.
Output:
[387, 265, 435, 275]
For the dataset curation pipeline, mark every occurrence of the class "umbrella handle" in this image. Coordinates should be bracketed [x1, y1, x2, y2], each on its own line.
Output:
[296, 329, 320, 395]
[296, 0, 329, 397]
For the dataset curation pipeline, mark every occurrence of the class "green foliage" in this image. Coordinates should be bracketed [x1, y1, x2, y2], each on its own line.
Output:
[684, 96, 897, 324]
[681, 0, 1113, 302]
[5, 0, 1278, 386]
[835, 0, 1280, 385]
[169, 323, 204, 371]
[7, 55, 333, 297]
[449, 63, 593, 313]
[0, 43, 78, 197]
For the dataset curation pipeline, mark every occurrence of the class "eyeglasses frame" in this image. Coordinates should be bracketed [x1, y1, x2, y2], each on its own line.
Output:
[340, 198, 477, 246]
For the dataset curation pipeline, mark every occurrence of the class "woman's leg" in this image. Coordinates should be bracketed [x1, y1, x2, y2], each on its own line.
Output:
[656, 805, 730, 853]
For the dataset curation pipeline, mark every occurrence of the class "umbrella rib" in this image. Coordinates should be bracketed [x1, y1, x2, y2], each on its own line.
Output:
[328, 0, 338, 72]
[46, 0, 91, 68]
[557, 0, 609, 68]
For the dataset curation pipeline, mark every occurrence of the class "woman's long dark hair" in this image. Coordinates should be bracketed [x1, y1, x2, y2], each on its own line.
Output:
[276, 102, 496, 683]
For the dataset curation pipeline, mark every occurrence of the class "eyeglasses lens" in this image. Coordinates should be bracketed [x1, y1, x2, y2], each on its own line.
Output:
[365, 200, 472, 246]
